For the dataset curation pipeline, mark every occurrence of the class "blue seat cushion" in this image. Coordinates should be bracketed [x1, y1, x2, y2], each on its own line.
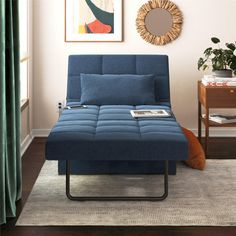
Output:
[80, 74, 156, 105]
[46, 105, 188, 161]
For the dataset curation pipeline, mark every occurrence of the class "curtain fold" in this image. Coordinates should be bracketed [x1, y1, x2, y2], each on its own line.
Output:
[0, 0, 21, 225]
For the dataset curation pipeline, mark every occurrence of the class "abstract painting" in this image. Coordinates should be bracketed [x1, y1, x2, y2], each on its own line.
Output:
[65, 0, 123, 42]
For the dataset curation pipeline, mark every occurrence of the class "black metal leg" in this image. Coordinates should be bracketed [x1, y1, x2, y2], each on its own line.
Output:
[66, 160, 168, 201]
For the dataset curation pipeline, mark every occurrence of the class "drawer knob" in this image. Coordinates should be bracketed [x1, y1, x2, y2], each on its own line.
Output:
[230, 90, 235, 93]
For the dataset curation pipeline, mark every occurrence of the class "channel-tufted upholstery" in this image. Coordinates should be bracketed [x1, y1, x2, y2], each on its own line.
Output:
[46, 104, 187, 161]
[46, 55, 188, 175]
[67, 55, 170, 105]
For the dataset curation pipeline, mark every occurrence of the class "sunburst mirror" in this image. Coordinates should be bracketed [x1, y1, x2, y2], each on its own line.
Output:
[136, 0, 183, 45]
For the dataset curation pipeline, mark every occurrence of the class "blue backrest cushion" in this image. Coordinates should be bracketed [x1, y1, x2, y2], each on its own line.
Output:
[80, 74, 156, 105]
[67, 55, 170, 105]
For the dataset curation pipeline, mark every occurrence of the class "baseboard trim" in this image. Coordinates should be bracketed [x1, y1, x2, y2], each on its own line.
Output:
[21, 129, 50, 156]
[21, 133, 34, 157]
[31, 129, 51, 137]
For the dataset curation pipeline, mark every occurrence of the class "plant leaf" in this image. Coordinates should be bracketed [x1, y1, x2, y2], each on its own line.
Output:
[226, 43, 236, 51]
[202, 65, 208, 71]
[204, 47, 212, 56]
[197, 58, 203, 70]
[213, 49, 221, 55]
[211, 37, 220, 44]
[229, 59, 236, 71]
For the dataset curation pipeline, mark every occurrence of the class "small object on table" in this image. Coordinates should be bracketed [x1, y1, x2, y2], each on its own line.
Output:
[64, 105, 87, 110]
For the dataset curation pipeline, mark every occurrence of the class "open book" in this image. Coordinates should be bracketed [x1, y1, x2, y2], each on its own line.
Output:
[203, 113, 236, 124]
[209, 114, 236, 124]
[130, 109, 171, 118]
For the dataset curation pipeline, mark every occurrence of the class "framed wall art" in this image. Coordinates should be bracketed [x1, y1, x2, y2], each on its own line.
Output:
[65, 0, 123, 42]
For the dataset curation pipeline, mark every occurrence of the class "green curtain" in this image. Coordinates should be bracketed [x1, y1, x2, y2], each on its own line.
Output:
[0, 0, 21, 225]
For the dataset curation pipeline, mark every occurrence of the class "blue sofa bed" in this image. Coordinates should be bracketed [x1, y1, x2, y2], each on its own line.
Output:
[46, 55, 188, 201]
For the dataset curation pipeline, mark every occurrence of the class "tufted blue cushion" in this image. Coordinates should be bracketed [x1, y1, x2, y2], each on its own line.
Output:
[67, 55, 170, 104]
[80, 74, 156, 105]
[49, 55, 187, 175]
[46, 105, 188, 162]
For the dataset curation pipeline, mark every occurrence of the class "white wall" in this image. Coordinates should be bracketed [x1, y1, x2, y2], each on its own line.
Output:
[33, 0, 236, 131]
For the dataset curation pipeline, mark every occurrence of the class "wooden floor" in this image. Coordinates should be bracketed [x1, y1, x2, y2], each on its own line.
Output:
[1, 137, 236, 236]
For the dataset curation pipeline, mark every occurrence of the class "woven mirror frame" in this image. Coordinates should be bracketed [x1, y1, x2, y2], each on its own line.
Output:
[136, 0, 183, 45]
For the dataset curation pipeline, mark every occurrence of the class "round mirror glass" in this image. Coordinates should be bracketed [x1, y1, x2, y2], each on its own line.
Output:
[145, 8, 173, 36]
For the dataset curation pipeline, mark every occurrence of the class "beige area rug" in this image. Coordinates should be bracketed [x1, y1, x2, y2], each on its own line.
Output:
[17, 160, 236, 226]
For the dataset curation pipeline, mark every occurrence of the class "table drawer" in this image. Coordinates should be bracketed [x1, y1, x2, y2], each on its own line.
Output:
[206, 88, 236, 107]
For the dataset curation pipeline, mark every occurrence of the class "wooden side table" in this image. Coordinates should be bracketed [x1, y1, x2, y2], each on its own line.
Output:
[198, 81, 236, 156]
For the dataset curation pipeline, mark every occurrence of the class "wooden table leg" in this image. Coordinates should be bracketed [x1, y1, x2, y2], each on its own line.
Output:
[205, 107, 209, 156]
[198, 101, 202, 142]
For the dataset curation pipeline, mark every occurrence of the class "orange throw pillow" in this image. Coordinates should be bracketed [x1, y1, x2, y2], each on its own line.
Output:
[182, 127, 206, 170]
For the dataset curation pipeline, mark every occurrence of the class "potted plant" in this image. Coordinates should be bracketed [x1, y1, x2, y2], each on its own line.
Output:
[198, 37, 236, 77]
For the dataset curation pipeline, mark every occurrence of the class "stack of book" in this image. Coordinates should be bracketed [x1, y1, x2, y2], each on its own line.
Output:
[202, 113, 236, 124]
[202, 75, 236, 86]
